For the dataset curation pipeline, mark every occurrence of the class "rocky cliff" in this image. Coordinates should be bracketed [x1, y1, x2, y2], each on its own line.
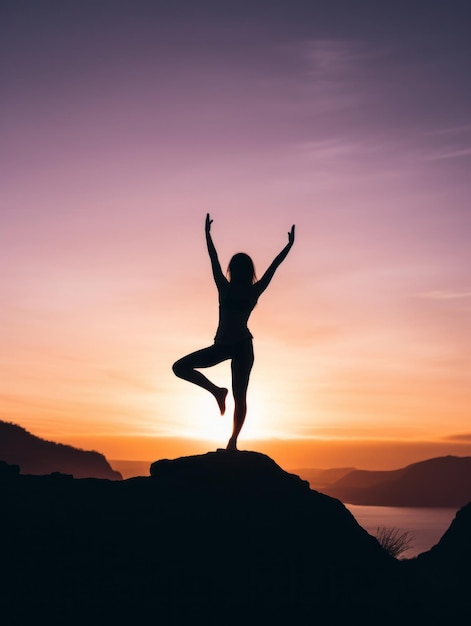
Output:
[0, 420, 121, 479]
[0, 450, 468, 625]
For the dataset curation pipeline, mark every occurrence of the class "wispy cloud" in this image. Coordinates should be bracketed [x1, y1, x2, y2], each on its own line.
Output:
[304, 39, 366, 75]
[299, 39, 371, 113]
[424, 147, 471, 161]
[298, 137, 364, 160]
[424, 124, 471, 136]
[101, 369, 160, 393]
[445, 433, 471, 442]
[417, 290, 471, 300]
[420, 124, 471, 161]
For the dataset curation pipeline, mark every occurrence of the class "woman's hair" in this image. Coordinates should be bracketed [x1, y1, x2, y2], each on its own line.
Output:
[227, 253, 256, 284]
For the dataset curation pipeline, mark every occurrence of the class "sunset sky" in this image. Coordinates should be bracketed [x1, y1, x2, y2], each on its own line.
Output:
[2, 1, 471, 469]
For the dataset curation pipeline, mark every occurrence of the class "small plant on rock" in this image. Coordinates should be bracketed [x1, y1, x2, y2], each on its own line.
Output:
[375, 526, 414, 559]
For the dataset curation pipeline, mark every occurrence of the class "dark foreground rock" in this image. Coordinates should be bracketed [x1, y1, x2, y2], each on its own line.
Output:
[0, 451, 468, 625]
[404, 502, 471, 612]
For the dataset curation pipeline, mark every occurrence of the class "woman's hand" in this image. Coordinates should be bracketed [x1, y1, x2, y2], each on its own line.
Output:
[205, 213, 213, 234]
[288, 224, 295, 246]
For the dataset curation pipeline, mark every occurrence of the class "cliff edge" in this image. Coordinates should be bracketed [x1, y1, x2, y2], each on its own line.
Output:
[0, 449, 467, 624]
[0, 420, 121, 479]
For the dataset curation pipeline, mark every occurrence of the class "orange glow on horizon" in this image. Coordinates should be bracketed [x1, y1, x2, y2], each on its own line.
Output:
[53, 433, 471, 471]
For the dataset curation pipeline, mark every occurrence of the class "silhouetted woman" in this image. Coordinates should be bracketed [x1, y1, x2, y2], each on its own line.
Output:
[173, 214, 295, 451]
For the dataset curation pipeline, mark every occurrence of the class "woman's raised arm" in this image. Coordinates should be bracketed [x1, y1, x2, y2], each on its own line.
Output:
[205, 213, 226, 288]
[255, 225, 295, 295]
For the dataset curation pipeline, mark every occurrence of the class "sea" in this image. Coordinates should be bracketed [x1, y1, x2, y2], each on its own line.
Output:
[110, 460, 458, 559]
[345, 504, 457, 558]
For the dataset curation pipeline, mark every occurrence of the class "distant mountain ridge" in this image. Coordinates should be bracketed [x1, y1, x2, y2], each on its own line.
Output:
[292, 467, 356, 489]
[319, 456, 471, 507]
[0, 420, 121, 480]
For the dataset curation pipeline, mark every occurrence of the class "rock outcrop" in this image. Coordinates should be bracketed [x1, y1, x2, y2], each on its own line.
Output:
[0, 459, 20, 477]
[0, 420, 121, 479]
[404, 502, 471, 620]
[424, 501, 471, 564]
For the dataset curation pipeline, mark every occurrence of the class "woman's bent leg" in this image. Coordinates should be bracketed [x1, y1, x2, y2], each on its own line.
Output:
[227, 341, 254, 450]
[172, 345, 229, 414]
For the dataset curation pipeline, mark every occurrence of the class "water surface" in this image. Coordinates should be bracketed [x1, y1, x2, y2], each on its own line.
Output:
[346, 505, 457, 558]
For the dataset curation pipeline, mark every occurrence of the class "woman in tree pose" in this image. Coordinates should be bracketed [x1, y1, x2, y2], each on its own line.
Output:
[173, 214, 295, 451]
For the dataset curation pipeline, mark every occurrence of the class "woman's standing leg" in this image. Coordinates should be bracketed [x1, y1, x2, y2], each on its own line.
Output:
[227, 340, 254, 450]
[172, 345, 229, 414]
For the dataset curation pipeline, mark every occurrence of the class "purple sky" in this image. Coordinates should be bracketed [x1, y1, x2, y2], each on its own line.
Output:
[2, 1, 471, 465]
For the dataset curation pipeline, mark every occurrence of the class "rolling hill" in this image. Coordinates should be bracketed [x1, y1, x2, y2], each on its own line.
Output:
[320, 456, 471, 507]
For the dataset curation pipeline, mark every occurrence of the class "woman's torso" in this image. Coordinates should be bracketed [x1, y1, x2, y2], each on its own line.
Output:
[214, 282, 259, 343]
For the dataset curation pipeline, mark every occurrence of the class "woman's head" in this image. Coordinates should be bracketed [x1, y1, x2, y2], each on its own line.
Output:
[227, 253, 256, 284]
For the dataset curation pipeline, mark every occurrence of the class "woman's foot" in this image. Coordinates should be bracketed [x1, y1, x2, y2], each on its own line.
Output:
[215, 387, 228, 415]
